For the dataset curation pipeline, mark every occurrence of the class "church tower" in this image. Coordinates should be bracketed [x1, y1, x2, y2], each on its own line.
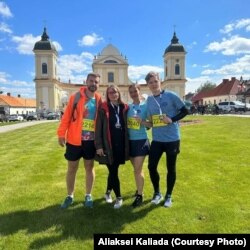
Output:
[162, 32, 187, 99]
[33, 27, 59, 112]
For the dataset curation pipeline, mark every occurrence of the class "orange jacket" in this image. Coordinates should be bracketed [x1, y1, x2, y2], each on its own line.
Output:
[57, 87, 102, 146]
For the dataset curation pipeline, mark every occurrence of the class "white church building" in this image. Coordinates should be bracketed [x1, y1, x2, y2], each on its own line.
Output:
[33, 28, 187, 112]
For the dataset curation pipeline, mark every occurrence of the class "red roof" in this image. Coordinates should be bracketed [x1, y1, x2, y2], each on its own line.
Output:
[192, 77, 240, 102]
[0, 95, 36, 107]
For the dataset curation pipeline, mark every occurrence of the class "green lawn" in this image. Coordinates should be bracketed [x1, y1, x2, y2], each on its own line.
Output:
[0, 115, 249, 249]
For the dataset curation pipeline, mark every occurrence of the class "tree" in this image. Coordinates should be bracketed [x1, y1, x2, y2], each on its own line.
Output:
[196, 81, 216, 93]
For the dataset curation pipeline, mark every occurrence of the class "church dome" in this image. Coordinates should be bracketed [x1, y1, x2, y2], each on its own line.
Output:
[33, 28, 57, 52]
[101, 44, 120, 56]
[164, 32, 186, 54]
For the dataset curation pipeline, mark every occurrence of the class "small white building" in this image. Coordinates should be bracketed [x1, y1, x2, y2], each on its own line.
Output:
[0, 93, 36, 115]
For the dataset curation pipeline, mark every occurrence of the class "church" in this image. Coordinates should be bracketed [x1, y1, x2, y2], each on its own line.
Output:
[33, 28, 187, 112]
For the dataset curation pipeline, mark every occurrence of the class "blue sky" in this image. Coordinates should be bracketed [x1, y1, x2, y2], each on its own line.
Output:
[0, 0, 250, 98]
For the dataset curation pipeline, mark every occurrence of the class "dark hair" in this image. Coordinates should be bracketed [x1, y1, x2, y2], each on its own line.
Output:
[86, 72, 101, 80]
[145, 71, 160, 83]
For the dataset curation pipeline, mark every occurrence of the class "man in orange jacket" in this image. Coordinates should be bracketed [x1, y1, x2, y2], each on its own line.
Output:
[57, 72, 102, 208]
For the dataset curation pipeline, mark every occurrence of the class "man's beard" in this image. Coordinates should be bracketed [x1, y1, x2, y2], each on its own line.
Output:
[88, 85, 97, 93]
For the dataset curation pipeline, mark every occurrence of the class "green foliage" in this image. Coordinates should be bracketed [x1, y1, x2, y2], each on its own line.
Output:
[0, 117, 249, 249]
[196, 81, 216, 93]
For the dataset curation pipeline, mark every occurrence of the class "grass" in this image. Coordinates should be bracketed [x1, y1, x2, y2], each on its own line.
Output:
[0, 115, 249, 249]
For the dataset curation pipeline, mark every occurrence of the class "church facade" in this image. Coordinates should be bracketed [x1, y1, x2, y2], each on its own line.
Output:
[33, 28, 186, 112]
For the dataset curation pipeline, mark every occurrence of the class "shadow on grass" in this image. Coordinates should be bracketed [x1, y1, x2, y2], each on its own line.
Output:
[0, 196, 157, 249]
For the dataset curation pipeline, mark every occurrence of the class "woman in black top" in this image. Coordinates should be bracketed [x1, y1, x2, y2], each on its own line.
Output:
[95, 85, 129, 209]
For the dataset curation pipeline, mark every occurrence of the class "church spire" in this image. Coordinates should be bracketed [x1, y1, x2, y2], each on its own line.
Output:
[41, 27, 49, 41]
[171, 32, 179, 44]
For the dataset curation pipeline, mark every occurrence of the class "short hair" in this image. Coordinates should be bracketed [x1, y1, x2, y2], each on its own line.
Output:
[86, 72, 101, 80]
[145, 71, 160, 83]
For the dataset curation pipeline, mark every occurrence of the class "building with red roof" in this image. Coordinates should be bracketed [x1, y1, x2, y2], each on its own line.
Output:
[0, 93, 36, 115]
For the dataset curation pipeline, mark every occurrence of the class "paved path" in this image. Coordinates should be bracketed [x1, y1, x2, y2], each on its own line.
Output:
[1, 114, 249, 134]
[0, 120, 58, 133]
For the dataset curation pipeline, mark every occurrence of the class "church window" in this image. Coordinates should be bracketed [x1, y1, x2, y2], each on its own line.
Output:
[165, 66, 168, 77]
[104, 60, 118, 64]
[175, 64, 180, 75]
[108, 72, 114, 82]
[42, 63, 47, 74]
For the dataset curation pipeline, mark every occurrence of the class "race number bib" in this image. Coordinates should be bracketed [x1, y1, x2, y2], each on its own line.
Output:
[152, 115, 166, 127]
[127, 117, 140, 130]
[82, 119, 94, 131]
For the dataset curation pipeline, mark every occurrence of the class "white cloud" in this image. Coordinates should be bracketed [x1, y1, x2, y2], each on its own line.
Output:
[0, 71, 34, 97]
[57, 52, 94, 83]
[202, 64, 210, 68]
[0, 71, 10, 83]
[201, 55, 250, 76]
[78, 33, 103, 47]
[204, 35, 250, 55]
[11, 34, 62, 55]
[12, 80, 34, 87]
[220, 18, 250, 34]
[2, 86, 35, 98]
[12, 34, 41, 55]
[185, 76, 218, 93]
[128, 65, 163, 83]
[52, 41, 62, 52]
[0, 22, 12, 33]
[0, 2, 13, 18]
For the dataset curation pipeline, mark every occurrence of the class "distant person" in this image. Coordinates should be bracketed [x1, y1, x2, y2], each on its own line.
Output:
[127, 84, 151, 207]
[214, 104, 219, 115]
[57, 73, 102, 209]
[145, 71, 188, 208]
[95, 85, 129, 209]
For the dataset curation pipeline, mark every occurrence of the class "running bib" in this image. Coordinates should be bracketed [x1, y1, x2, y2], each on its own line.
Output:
[152, 115, 167, 127]
[82, 119, 94, 131]
[127, 117, 140, 130]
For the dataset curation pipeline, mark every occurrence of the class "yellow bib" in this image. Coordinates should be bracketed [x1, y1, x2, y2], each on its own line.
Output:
[152, 115, 166, 127]
[127, 117, 140, 130]
[82, 119, 94, 131]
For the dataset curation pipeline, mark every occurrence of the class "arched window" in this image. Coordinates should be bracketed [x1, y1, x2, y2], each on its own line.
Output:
[175, 64, 180, 75]
[108, 72, 114, 82]
[42, 63, 47, 74]
[165, 66, 168, 77]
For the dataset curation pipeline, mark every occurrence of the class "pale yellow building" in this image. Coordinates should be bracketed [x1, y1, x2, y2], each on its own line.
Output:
[33, 28, 186, 112]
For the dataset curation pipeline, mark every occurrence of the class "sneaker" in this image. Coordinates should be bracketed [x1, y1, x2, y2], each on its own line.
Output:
[151, 193, 163, 205]
[104, 193, 113, 203]
[60, 196, 73, 209]
[132, 195, 143, 208]
[134, 190, 138, 197]
[114, 198, 123, 209]
[84, 195, 93, 208]
[164, 197, 172, 207]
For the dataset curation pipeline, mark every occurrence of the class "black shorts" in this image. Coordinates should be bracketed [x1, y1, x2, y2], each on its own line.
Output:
[129, 139, 150, 157]
[64, 141, 96, 161]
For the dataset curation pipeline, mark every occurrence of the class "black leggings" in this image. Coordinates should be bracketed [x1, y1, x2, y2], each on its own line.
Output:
[106, 163, 121, 198]
[148, 140, 180, 198]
